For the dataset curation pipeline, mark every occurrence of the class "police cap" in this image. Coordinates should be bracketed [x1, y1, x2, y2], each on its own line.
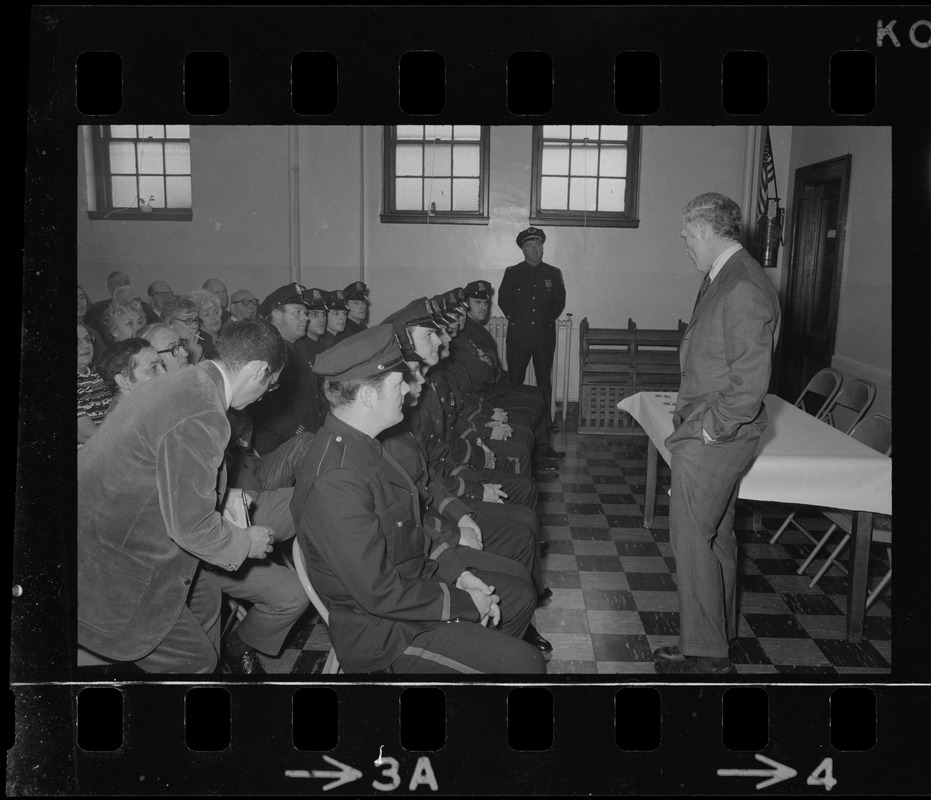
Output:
[312, 324, 407, 381]
[381, 297, 441, 332]
[463, 280, 493, 300]
[302, 287, 329, 311]
[326, 289, 350, 311]
[516, 226, 546, 247]
[259, 283, 310, 317]
[343, 281, 369, 301]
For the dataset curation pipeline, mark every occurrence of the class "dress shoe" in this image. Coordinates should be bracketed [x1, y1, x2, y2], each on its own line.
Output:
[654, 656, 735, 675]
[222, 648, 267, 675]
[537, 586, 553, 605]
[533, 460, 559, 473]
[523, 624, 553, 653]
[537, 446, 566, 460]
[652, 645, 686, 662]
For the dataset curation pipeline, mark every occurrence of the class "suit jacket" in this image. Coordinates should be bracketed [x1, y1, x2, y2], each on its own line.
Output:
[668, 247, 781, 448]
[77, 361, 252, 660]
[291, 414, 479, 672]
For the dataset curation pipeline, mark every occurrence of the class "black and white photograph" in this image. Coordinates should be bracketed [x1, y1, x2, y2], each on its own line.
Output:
[12, 5, 930, 795]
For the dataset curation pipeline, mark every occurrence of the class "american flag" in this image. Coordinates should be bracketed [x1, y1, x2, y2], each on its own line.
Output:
[756, 125, 777, 222]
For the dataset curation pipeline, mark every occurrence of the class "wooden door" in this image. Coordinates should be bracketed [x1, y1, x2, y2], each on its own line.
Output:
[777, 155, 851, 401]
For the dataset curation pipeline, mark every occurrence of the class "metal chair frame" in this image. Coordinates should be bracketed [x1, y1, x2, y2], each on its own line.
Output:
[823, 378, 876, 434]
[791, 414, 892, 589]
[291, 538, 341, 674]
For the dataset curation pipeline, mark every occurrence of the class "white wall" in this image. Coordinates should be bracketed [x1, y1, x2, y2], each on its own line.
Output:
[77, 125, 890, 408]
[782, 126, 892, 418]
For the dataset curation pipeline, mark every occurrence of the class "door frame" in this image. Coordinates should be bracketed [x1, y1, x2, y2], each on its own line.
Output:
[777, 154, 852, 396]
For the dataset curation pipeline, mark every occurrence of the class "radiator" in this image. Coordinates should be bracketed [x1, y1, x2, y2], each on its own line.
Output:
[486, 315, 573, 424]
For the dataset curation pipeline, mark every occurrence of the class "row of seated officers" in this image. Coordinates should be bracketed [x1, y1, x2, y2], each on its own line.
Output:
[78, 281, 566, 674]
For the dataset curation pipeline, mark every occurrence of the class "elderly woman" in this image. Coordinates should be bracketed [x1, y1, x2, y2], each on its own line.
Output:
[190, 288, 223, 360]
[159, 294, 204, 364]
[100, 299, 146, 346]
[77, 323, 112, 446]
[138, 323, 189, 373]
[77, 284, 105, 365]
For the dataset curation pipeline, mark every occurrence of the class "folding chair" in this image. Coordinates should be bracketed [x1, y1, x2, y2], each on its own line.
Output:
[767, 369, 844, 543]
[823, 378, 876, 434]
[291, 538, 341, 674]
[792, 414, 892, 586]
[794, 367, 843, 419]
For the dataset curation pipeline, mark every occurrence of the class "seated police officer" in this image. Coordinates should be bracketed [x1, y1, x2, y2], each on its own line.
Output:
[291, 325, 545, 674]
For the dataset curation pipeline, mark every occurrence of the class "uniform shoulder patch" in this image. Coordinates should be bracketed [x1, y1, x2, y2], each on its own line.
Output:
[314, 433, 348, 476]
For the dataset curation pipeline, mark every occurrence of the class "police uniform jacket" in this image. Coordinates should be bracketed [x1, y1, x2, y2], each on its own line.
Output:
[498, 260, 566, 340]
[77, 361, 252, 661]
[249, 338, 328, 448]
[452, 318, 509, 394]
[291, 414, 481, 672]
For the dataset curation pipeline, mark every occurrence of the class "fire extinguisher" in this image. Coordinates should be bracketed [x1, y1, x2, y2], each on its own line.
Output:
[756, 197, 785, 268]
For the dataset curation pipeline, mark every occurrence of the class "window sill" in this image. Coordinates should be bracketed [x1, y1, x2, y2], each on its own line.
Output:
[380, 212, 490, 226]
[88, 210, 194, 222]
[530, 215, 640, 229]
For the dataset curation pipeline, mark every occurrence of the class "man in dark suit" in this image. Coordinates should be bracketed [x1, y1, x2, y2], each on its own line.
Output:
[654, 193, 781, 675]
[78, 319, 288, 673]
[498, 226, 566, 426]
[291, 325, 545, 674]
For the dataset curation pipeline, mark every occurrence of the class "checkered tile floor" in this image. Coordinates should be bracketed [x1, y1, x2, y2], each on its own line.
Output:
[261, 425, 892, 676]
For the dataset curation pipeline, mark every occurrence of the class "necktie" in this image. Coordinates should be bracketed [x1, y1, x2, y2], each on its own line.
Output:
[691, 276, 711, 315]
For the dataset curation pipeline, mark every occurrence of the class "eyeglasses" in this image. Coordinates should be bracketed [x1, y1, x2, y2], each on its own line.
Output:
[156, 344, 186, 357]
[151, 291, 172, 299]
[175, 316, 202, 327]
[233, 298, 259, 307]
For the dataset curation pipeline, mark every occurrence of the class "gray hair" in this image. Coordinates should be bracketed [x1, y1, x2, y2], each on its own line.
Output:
[190, 289, 222, 314]
[159, 295, 198, 325]
[102, 300, 144, 336]
[682, 193, 742, 241]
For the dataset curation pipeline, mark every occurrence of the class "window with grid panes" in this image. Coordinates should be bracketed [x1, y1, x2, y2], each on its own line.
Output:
[87, 125, 193, 220]
[381, 125, 490, 225]
[530, 125, 641, 228]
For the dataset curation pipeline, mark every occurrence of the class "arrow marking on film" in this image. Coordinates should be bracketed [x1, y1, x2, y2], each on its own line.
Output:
[718, 754, 798, 790]
[285, 755, 363, 791]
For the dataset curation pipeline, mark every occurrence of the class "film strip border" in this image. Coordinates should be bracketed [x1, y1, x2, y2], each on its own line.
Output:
[9, 683, 930, 794]
[27, 6, 931, 124]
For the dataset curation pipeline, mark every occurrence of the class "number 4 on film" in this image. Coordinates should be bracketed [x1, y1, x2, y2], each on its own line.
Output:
[718, 755, 837, 791]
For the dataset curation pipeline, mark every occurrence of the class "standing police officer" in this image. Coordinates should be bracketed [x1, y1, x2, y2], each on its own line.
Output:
[498, 227, 566, 427]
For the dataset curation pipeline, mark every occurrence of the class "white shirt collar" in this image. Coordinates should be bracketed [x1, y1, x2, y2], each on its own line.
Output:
[709, 243, 743, 282]
[212, 361, 234, 409]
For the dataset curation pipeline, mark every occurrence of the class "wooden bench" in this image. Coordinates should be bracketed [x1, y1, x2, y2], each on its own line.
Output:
[578, 317, 686, 434]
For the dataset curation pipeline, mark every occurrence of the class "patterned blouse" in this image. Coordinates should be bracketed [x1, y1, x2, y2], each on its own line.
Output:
[77, 368, 112, 428]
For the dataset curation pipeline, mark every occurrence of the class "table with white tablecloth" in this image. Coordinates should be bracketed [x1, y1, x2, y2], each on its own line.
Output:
[617, 392, 892, 643]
